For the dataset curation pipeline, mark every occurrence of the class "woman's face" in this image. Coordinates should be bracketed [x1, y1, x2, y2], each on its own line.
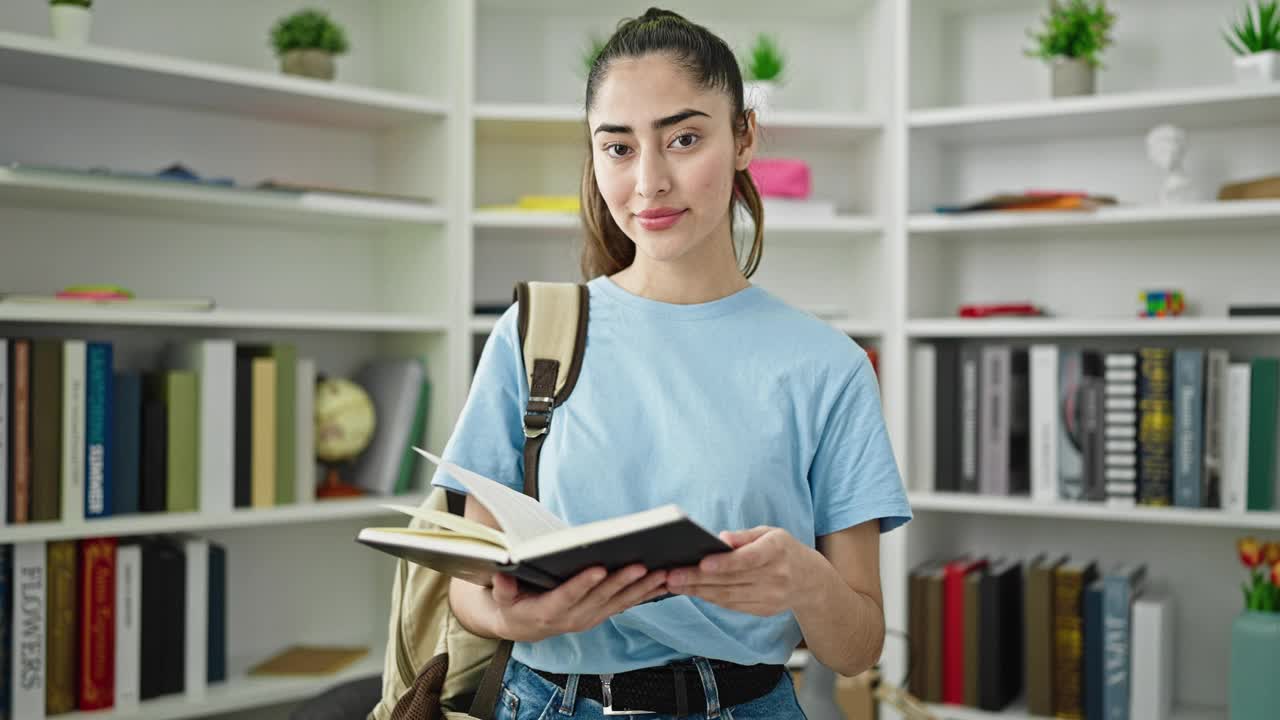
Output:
[588, 53, 753, 266]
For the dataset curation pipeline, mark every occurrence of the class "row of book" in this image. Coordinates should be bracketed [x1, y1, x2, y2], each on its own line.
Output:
[914, 343, 1280, 510]
[908, 555, 1172, 720]
[0, 536, 226, 717]
[0, 336, 431, 525]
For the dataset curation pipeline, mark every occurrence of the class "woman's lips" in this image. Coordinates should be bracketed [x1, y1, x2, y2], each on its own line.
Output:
[635, 209, 686, 231]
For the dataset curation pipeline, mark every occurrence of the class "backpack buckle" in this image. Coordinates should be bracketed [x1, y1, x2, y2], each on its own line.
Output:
[523, 395, 555, 438]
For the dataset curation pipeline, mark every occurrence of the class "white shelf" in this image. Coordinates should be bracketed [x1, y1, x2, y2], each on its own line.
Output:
[471, 314, 501, 333]
[472, 209, 882, 234]
[0, 495, 427, 544]
[474, 102, 881, 145]
[0, 30, 448, 130]
[0, 304, 448, 333]
[0, 167, 448, 230]
[907, 200, 1280, 236]
[910, 491, 1280, 530]
[905, 317, 1280, 338]
[910, 83, 1280, 143]
[925, 700, 1223, 720]
[60, 644, 385, 720]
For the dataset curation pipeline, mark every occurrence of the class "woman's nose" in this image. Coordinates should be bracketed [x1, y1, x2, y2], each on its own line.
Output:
[635, 152, 672, 198]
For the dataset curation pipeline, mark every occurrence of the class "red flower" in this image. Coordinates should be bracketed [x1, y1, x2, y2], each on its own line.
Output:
[1240, 537, 1262, 568]
[1271, 560, 1280, 588]
[1266, 542, 1280, 566]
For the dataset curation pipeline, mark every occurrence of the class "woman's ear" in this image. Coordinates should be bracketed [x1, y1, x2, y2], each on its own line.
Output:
[735, 109, 757, 171]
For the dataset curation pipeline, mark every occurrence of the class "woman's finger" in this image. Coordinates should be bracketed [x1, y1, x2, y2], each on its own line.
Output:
[579, 564, 650, 610]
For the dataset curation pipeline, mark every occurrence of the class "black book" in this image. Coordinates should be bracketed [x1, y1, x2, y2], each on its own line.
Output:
[935, 343, 961, 492]
[207, 543, 227, 684]
[978, 558, 1023, 711]
[140, 538, 185, 700]
[139, 382, 168, 513]
[357, 449, 731, 593]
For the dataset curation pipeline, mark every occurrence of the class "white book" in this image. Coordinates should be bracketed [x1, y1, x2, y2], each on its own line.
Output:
[167, 340, 236, 514]
[1106, 383, 1137, 397]
[62, 339, 86, 523]
[1130, 592, 1174, 720]
[0, 338, 7, 526]
[184, 538, 210, 700]
[1030, 345, 1059, 503]
[1223, 364, 1252, 513]
[12, 541, 47, 719]
[296, 357, 317, 504]
[115, 544, 142, 711]
[912, 345, 936, 492]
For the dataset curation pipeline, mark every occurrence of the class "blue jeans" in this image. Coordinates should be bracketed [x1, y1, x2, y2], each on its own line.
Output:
[493, 657, 809, 720]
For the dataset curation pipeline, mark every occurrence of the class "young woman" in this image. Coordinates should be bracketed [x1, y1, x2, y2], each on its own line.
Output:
[432, 8, 911, 719]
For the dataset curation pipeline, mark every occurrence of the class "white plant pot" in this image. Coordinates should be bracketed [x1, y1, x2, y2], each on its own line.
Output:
[744, 80, 777, 123]
[49, 5, 92, 44]
[1233, 50, 1280, 84]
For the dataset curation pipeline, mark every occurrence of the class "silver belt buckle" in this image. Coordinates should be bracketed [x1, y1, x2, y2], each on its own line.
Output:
[600, 673, 656, 716]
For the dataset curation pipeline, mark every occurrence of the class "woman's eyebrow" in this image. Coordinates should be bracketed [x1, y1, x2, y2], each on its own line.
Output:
[592, 108, 711, 136]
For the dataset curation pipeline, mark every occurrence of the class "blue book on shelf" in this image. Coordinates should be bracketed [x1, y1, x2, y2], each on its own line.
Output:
[1084, 578, 1105, 720]
[1173, 349, 1204, 508]
[85, 342, 114, 518]
[1103, 564, 1147, 720]
[113, 370, 142, 515]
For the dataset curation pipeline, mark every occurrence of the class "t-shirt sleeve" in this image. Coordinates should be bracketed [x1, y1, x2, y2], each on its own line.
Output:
[809, 348, 912, 535]
[429, 305, 526, 495]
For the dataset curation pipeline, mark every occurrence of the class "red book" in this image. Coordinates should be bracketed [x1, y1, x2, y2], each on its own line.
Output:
[80, 537, 117, 711]
[942, 557, 987, 704]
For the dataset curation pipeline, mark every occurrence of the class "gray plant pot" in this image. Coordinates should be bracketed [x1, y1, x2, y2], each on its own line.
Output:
[1051, 57, 1095, 97]
[281, 49, 336, 81]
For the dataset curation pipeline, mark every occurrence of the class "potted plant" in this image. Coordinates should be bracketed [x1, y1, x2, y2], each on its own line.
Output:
[740, 33, 785, 121]
[1025, 0, 1116, 98]
[1225, 1, 1280, 83]
[270, 8, 350, 81]
[578, 33, 607, 80]
[1230, 537, 1280, 720]
[49, 0, 92, 44]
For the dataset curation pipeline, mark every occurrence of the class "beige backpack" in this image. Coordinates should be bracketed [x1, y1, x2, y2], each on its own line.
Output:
[368, 281, 589, 720]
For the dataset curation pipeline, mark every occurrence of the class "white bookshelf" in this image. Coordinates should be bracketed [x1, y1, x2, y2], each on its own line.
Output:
[924, 699, 1224, 720]
[4, 0, 1277, 717]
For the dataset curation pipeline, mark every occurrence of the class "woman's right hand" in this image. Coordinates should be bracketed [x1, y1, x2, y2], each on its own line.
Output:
[490, 564, 669, 643]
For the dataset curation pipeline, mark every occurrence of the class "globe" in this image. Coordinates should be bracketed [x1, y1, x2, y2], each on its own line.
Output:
[315, 377, 376, 463]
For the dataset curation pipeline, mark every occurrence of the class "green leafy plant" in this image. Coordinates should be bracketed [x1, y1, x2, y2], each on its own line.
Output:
[741, 33, 785, 83]
[1238, 537, 1280, 613]
[1224, 1, 1280, 55]
[50, 0, 92, 7]
[270, 9, 350, 57]
[1025, 0, 1116, 68]
[580, 33, 607, 78]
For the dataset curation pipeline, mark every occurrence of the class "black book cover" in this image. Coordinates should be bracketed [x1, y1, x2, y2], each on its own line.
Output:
[233, 348, 258, 508]
[978, 559, 1023, 711]
[139, 383, 168, 513]
[1009, 348, 1031, 495]
[1081, 352, 1107, 502]
[112, 371, 142, 515]
[959, 344, 982, 493]
[207, 543, 227, 684]
[935, 343, 960, 492]
[140, 538, 186, 700]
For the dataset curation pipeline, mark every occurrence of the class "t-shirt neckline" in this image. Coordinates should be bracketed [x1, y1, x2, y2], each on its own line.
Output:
[590, 274, 765, 321]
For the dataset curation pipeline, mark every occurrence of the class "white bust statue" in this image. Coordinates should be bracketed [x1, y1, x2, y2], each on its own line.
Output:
[1145, 124, 1196, 204]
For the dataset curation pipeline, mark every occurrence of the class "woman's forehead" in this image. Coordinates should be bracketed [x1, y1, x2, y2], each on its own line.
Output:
[589, 55, 729, 123]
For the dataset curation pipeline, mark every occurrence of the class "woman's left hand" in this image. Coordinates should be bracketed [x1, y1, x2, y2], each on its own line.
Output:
[665, 526, 820, 616]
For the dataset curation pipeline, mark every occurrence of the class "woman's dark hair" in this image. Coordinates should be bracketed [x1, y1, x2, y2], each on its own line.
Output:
[579, 7, 764, 281]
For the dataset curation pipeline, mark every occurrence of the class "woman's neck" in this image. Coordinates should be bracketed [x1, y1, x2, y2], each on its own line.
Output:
[609, 215, 750, 305]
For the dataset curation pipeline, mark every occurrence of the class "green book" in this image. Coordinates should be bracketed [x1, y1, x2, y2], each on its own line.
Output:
[1247, 358, 1278, 511]
[272, 344, 296, 505]
[164, 370, 199, 513]
[395, 376, 431, 494]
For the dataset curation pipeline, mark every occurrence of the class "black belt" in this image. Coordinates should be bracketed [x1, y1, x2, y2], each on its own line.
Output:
[530, 659, 786, 716]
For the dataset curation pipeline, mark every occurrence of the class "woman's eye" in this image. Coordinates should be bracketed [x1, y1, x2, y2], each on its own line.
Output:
[605, 144, 631, 159]
[670, 133, 700, 149]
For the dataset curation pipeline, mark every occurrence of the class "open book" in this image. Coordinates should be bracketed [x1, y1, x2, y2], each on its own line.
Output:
[355, 448, 731, 591]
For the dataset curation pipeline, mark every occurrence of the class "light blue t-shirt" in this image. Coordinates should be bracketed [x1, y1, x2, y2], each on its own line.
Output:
[431, 275, 911, 674]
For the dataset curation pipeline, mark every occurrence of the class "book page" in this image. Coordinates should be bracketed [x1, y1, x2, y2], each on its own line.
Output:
[413, 448, 567, 545]
[381, 504, 509, 549]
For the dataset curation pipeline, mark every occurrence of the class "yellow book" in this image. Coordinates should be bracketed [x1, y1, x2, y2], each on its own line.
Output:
[251, 357, 277, 508]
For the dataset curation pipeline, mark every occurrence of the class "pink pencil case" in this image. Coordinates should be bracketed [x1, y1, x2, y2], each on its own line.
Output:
[748, 159, 811, 199]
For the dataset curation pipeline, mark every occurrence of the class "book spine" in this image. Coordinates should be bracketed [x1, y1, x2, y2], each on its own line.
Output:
[164, 372, 199, 513]
[62, 339, 86, 524]
[1030, 345, 1060, 502]
[980, 346, 1010, 495]
[272, 345, 297, 506]
[1105, 353, 1138, 506]
[32, 340, 63, 522]
[47, 539, 78, 714]
[960, 345, 980, 493]
[1247, 358, 1279, 511]
[0, 338, 7, 527]
[1059, 349, 1085, 500]
[935, 344, 960, 492]
[1131, 595, 1174, 720]
[111, 372, 141, 516]
[184, 539, 209, 700]
[1103, 573, 1134, 720]
[115, 545, 141, 711]
[207, 544, 227, 684]
[1053, 567, 1089, 719]
[1138, 348, 1174, 506]
[1081, 352, 1107, 502]
[12, 542, 46, 719]
[1223, 364, 1252, 513]
[964, 571, 982, 706]
[140, 378, 168, 513]
[1025, 562, 1054, 717]
[12, 340, 31, 524]
[251, 358, 277, 508]
[1202, 350, 1229, 508]
[1173, 349, 1205, 507]
[1083, 580, 1105, 720]
[79, 537, 115, 711]
[943, 563, 967, 704]
[0, 546, 10, 717]
[295, 358, 317, 504]
[85, 342, 113, 519]
[1009, 349, 1031, 495]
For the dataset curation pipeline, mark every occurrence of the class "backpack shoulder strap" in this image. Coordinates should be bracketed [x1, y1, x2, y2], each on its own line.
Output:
[512, 280, 589, 498]
[468, 280, 588, 720]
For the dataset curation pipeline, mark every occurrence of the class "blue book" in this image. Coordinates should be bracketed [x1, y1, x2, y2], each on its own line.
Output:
[112, 371, 142, 515]
[1173, 349, 1204, 507]
[85, 342, 114, 518]
[1103, 564, 1147, 720]
[208, 543, 227, 684]
[1084, 578, 1105, 720]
